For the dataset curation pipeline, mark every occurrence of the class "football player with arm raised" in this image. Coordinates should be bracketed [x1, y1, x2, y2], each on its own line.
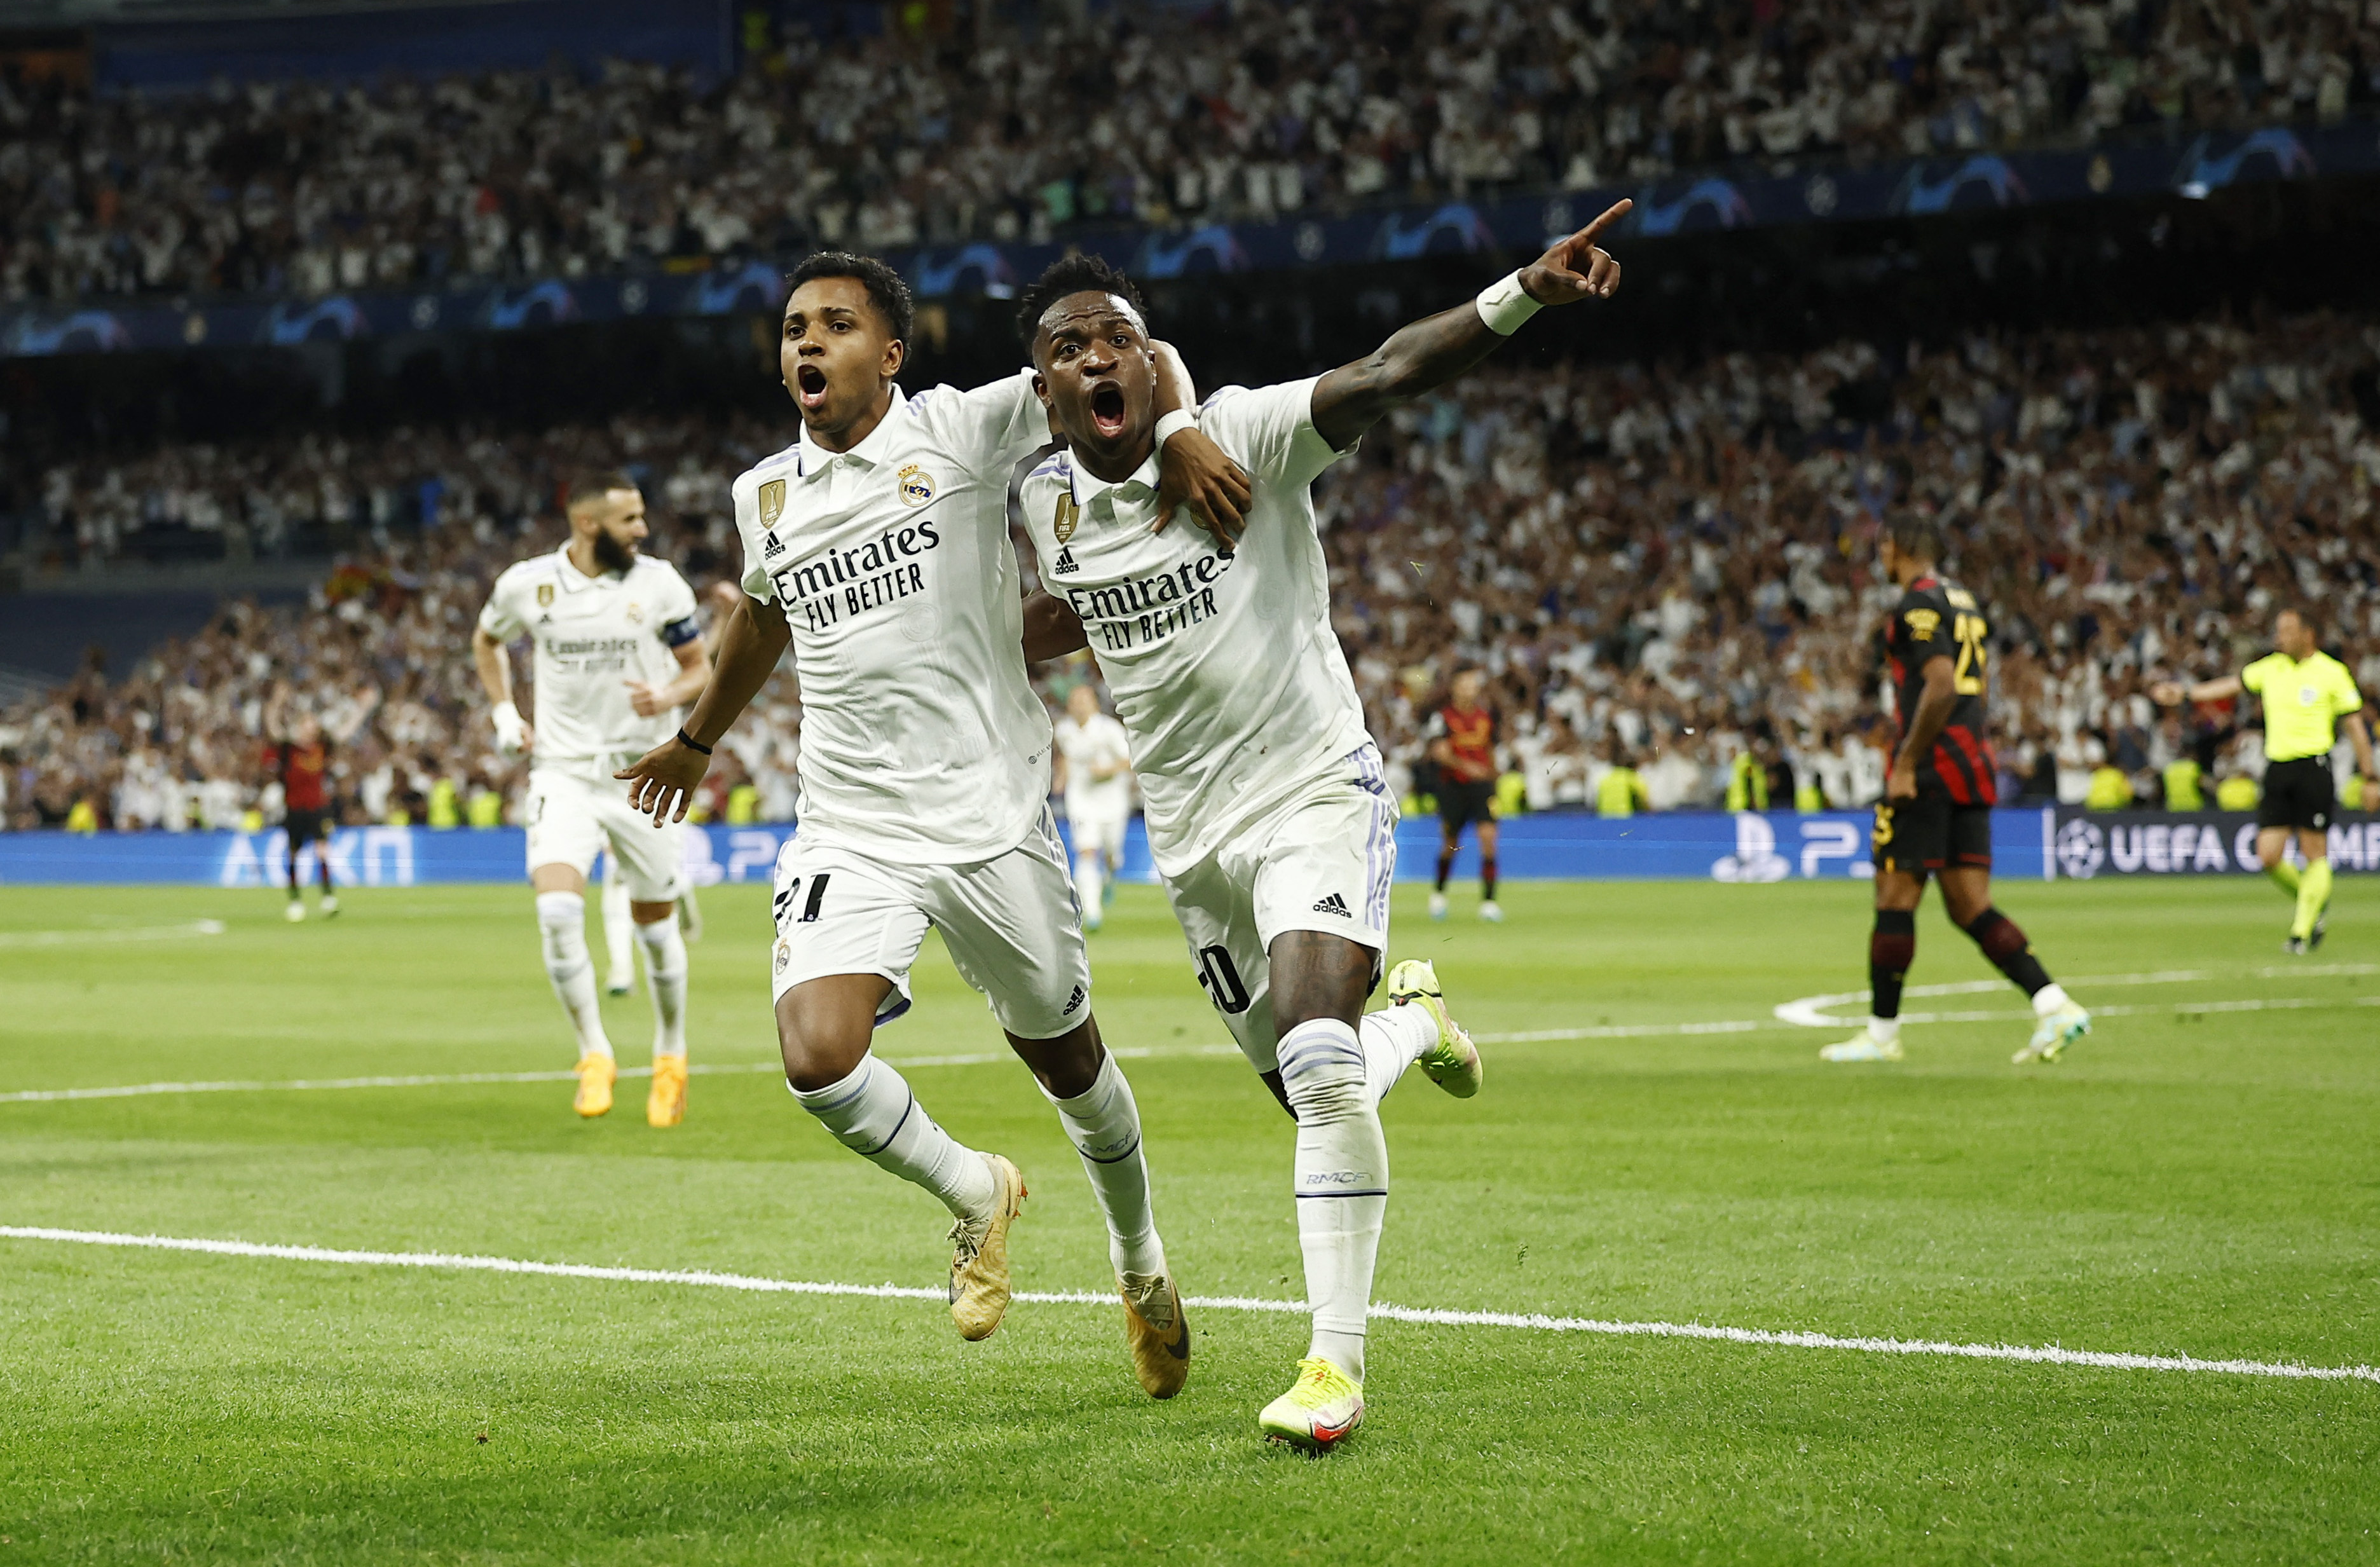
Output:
[1012, 202, 1629, 1448]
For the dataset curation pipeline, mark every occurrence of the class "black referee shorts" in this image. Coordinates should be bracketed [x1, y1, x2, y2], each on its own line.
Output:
[2258, 756, 2336, 832]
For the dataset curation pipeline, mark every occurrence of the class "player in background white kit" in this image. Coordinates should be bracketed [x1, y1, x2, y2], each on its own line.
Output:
[1014, 209, 1627, 1449]
[472, 472, 713, 1127]
[616, 253, 1248, 1397]
[601, 854, 636, 996]
[1053, 682, 1134, 930]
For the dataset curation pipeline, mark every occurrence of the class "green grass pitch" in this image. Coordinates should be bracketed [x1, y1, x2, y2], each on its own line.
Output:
[3, 872, 2377, 1563]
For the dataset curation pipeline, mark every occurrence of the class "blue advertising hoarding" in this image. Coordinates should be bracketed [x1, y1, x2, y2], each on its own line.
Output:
[0, 809, 2021, 887]
[4, 809, 2370, 888]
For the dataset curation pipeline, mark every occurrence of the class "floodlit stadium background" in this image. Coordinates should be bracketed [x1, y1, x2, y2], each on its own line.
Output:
[4, 3, 2380, 1559]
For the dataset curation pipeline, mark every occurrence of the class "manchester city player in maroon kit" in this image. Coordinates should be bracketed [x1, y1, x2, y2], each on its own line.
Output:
[264, 681, 353, 922]
[1823, 519, 2093, 1066]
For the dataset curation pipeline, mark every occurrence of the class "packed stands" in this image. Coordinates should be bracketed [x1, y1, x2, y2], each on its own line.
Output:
[6, 0, 2376, 302]
[8, 305, 2377, 831]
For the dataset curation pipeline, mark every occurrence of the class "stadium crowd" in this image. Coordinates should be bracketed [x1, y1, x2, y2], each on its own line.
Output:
[6, 305, 2379, 833]
[6, 0, 2378, 302]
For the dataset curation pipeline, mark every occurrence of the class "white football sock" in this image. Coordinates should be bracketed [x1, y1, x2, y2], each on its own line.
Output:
[601, 866, 634, 989]
[791, 1055, 997, 1221]
[1074, 851, 1104, 918]
[2032, 983, 2071, 1018]
[1868, 1015, 1901, 1045]
[535, 891, 612, 1059]
[1280, 1017, 1387, 1385]
[635, 916, 689, 1058]
[1360, 1004, 1439, 1106]
[1041, 1051, 1165, 1278]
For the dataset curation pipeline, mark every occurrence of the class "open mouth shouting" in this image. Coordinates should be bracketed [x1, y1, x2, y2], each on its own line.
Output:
[1089, 381, 1128, 440]
[795, 363, 830, 412]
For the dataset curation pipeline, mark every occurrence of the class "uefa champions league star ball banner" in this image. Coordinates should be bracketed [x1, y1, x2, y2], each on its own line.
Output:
[2046, 807, 2380, 880]
[0, 811, 2058, 885]
[10, 121, 2376, 362]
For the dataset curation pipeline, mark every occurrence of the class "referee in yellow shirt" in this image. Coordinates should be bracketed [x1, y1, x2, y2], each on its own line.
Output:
[2156, 606, 2377, 952]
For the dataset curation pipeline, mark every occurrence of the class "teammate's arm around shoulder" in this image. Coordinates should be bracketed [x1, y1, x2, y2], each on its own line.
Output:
[1022, 590, 1088, 662]
[1147, 339, 1251, 547]
[1309, 199, 1630, 453]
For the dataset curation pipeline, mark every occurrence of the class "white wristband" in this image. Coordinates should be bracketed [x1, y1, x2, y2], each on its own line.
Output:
[1154, 408, 1199, 448]
[1474, 270, 1543, 336]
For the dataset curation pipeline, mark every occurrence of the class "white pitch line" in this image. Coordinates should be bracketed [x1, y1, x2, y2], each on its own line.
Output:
[1775, 964, 2380, 1029]
[2, 1224, 2370, 1387]
[10, 962, 2374, 1105]
[0, 1043, 1246, 1105]
[0, 919, 226, 948]
[1474, 1019, 1772, 1043]
[1798, 996, 2380, 1027]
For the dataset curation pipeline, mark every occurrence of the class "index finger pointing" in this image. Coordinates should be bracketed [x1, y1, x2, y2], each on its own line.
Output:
[1571, 198, 1634, 249]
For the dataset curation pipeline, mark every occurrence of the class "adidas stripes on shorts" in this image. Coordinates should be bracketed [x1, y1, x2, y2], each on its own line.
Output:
[767, 807, 1093, 1041]
[1158, 745, 1399, 1075]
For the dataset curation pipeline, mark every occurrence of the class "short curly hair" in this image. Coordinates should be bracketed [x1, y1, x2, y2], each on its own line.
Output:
[789, 250, 915, 345]
[1015, 252, 1148, 346]
[1885, 516, 1945, 564]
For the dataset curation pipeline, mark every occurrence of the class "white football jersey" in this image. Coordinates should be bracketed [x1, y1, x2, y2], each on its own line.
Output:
[732, 371, 1055, 863]
[1018, 377, 1371, 875]
[1055, 709, 1134, 822]
[478, 549, 701, 767]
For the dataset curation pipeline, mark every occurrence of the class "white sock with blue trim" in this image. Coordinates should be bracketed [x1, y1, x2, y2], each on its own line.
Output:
[633, 916, 688, 1058]
[1041, 1051, 1163, 1278]
[1280, 1017, 1387, 1383]
[790, 1055, 995, 1221]
[534, 891, 611, 1059]
[1360, 1004, 1437, 1105]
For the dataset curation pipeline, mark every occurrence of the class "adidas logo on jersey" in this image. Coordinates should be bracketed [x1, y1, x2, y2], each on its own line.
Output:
[1063, 984, 1086, 1015]
[1051, 546, 1079, 575]
[1312, 893, 1351, 917]
[763, 532, 787, 558]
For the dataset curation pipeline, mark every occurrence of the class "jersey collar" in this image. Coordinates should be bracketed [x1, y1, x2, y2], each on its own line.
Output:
[554, 545, 622, 592]
[1069, 447, 1162, 508]
[796, 387, 912, 479]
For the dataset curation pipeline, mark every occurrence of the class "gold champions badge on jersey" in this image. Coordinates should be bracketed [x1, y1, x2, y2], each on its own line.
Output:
[758, 478, 786, 528]
[536, 582, 554, 608]
[1903, 607, 1941, 640]
[897, 464, 934, 507]
[1052, 491, 1080, 544]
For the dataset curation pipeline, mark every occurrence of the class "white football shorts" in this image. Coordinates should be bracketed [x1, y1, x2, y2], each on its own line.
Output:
[1065, 800, 1130, 864]
[1159, 744, 1398, 1074]
[525, 762, 685, 903]
[767, 806, 1092, 1041]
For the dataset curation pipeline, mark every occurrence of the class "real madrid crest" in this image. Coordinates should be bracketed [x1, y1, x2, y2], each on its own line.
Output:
[1052, 491, 1080, 545]
[758, 477, 786, 528]
[536, 582, 555, 608]
[627, 602, 644, 624]
[897, 464, 934, 507]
